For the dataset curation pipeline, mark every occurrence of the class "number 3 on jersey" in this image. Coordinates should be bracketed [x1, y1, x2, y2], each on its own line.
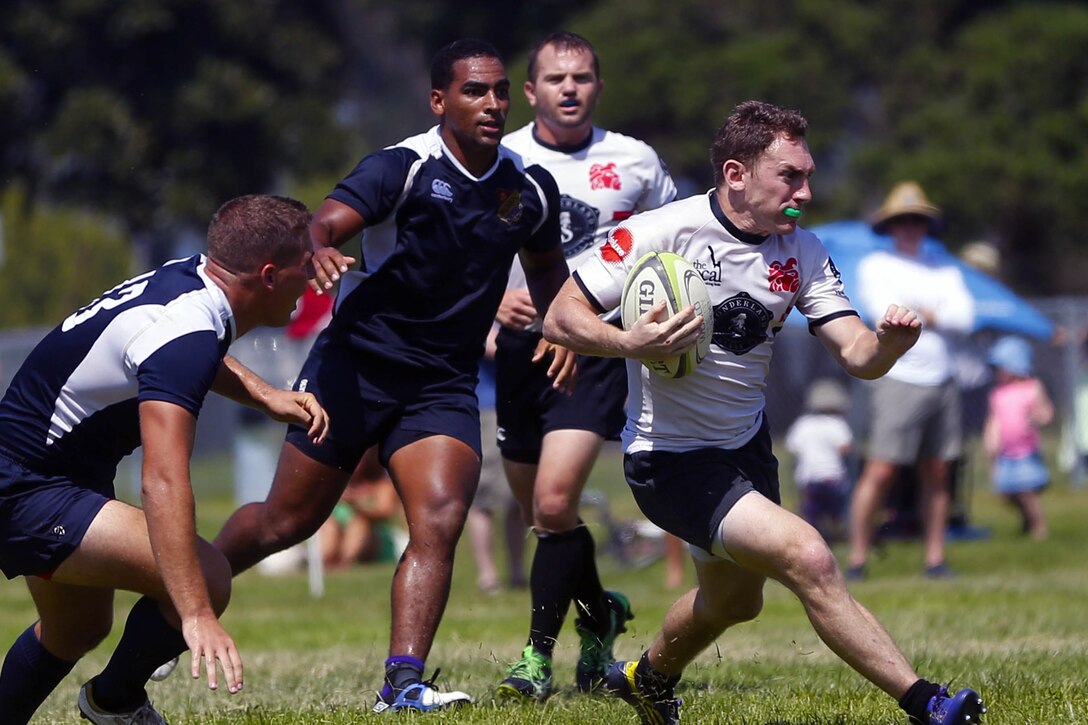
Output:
[62, 271, 154, 332]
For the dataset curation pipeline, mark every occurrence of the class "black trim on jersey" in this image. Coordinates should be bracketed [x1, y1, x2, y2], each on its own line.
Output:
[573, 270, 610, 314]
[531, 123, 594, 154]
[807, 309, 860, 335]
[709, 192, 767, 246]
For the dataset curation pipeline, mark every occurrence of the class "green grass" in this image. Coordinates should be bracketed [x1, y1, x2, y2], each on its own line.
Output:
[4, 442, 1088, 724]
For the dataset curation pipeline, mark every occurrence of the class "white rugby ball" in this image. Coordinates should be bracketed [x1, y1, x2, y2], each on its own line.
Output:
[620, 251, 713, 378]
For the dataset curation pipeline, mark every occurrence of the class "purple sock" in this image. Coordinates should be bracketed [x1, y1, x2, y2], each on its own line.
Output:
[379, 655, 424, 701]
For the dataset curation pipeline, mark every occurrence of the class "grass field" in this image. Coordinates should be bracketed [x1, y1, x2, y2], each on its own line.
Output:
[4, 442, 1087, 724]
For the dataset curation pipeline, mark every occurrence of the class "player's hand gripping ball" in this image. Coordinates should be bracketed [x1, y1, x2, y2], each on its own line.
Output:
[620, 251, 713, 378]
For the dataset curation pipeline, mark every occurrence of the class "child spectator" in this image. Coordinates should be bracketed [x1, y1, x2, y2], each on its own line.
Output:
[983, 336, 1053, 539]
[786, 379, 854, 541]
[318, 446, 406, 570]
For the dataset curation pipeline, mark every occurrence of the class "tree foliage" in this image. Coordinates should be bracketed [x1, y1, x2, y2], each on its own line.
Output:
[0, 186, 130, 328]
[1, 0, 1085, 306]
[558, 0, 1087, 294]
[0, 0, 349, 237]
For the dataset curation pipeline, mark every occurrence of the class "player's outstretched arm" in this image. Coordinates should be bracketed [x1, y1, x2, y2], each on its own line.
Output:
[213, 356, 330, 444]
[816, 304, 921, 379]
[139, 400, 244, 694]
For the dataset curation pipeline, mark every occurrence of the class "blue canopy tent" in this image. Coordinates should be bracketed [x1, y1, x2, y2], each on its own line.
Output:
[787, 220, 1053, 340]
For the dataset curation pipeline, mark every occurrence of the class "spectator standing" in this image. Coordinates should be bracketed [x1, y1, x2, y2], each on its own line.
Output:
[847, 182, 975, 579]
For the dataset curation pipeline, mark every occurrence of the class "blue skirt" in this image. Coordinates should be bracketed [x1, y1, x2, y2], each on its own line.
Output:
[993, 451, 1049, 494]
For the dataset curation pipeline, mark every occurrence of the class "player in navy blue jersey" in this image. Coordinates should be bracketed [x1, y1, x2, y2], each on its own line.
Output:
[0, 195, 330, 725]
[211, 39, 574, 713]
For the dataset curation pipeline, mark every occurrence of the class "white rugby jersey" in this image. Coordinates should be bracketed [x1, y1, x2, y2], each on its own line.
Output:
[573, 191, 858, 453]
[502, 123, 676, 324]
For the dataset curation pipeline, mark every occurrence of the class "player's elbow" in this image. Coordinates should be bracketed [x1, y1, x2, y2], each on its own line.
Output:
[541, 305, 569, 346]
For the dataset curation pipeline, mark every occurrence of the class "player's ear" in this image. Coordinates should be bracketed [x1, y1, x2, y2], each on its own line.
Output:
[523, 80, 537, 107]
[723, 159, 747, 191]
[430, 88, 445, 116]
[260, 263, 277, 289]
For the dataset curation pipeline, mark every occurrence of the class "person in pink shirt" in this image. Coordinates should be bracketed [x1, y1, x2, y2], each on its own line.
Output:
[983, 336, 1054, 539]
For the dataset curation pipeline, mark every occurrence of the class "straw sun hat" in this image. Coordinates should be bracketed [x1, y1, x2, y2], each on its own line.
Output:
[870, 181, 943, 235]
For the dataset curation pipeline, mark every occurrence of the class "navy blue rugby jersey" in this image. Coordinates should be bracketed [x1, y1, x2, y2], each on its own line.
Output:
[325, 126, 561, 376]
[0, 255, 234, 485]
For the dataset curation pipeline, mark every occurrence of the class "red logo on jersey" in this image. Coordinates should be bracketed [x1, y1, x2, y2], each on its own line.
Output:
[589, 162, 622, 191]
[600, 227, 634, 263]
[612, 210, 634, 222]
[769, 257, 800, 292]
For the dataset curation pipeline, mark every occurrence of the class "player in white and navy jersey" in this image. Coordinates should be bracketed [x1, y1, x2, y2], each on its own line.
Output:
[545, 102, 986, 725]
[210, 40, 573, 714]
[0, 195, 329, 725]
[493, 32, 677, 702]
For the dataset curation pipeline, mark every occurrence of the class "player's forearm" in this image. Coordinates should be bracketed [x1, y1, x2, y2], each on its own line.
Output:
[212, 356, 276, 411]
[142, 471, 216, 622]
[836, 330, 902, 379]
[543, 293, 627, 357]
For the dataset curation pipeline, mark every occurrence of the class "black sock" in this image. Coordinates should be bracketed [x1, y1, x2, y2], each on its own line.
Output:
[527, 527, 583, 656]
[569, 523, 609, 631]
[899, 678, 942, 724]
[0, 625, 77, 725]
[92, 597, 186, 712]
[634, 651, 680, 700]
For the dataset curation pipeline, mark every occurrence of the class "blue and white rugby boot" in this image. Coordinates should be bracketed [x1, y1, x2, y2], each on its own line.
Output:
[371, 669, 472, 714]
[925, 686, 986, 724]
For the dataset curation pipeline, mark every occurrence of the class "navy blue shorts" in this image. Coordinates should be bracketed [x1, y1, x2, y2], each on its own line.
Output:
[495, 327, 627, 464]
[286, 332, 482, 471]
[623, 418, 780, 554]
[0, 451, 111, 579]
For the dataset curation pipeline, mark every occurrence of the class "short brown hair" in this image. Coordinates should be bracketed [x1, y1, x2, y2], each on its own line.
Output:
[526, 31, 600, 82]
[206, 194, 311, 273]
[710, 101, 808, 186]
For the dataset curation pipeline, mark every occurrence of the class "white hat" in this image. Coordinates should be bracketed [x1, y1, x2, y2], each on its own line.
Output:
[805, 379, 850, 414]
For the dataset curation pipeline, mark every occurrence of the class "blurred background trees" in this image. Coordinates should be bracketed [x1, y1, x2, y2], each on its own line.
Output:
[1, 0, 1085, 326]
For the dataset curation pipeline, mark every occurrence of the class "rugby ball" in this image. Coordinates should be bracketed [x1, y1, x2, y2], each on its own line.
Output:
[620, 251, 713, 379]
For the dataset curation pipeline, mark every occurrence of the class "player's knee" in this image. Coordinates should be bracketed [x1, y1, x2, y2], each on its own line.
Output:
[783, 537, 840, 594]
[532, 490, 579, 530]
[262, 508, 322, 552]
[412, 495, 470, 549]
[699, 588, 763, 627]
[533, 507, 578, 533]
